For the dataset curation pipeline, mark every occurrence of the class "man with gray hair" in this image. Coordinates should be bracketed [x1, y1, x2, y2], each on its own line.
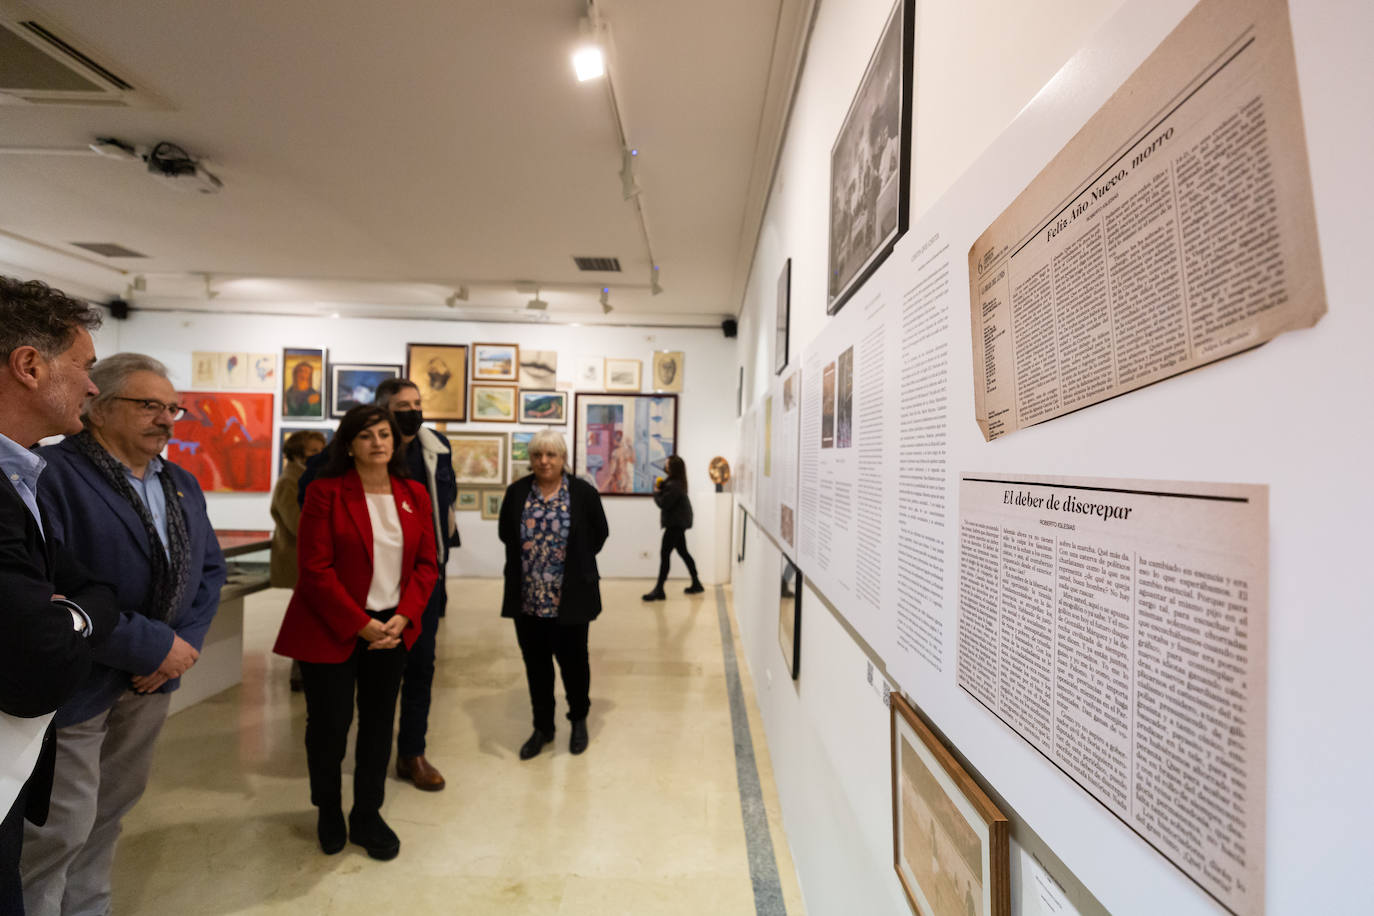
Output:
[0, 276, 120, 915]
[20, 353, 225, 915]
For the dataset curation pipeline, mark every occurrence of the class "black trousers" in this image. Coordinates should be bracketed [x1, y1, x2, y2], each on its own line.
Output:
[655, 526, 698, 588]
[300, 631, 407, 817]
[0, 786, 27, 916]
[513, 615, 590, 734]
[397, 572, 445, 757]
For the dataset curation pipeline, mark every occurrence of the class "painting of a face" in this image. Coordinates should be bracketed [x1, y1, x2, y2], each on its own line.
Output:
[427, 357, 452, 391]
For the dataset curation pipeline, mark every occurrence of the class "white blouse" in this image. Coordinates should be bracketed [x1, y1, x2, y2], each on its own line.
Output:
[364, 491, 404, 611]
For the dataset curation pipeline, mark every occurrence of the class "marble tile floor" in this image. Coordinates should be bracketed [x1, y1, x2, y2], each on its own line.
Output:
[110, 579, 805, 915]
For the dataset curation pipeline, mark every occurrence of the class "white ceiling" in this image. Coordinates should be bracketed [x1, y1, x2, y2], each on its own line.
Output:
[0, 0, 812, 325]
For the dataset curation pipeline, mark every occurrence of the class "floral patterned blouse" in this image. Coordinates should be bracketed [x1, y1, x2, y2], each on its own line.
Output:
[520, 476, 572, 617]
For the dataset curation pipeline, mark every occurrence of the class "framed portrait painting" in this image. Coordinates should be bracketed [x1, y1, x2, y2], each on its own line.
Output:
[573, 393, 677, 496]
[891, 693, 1009, 916]
[651, 351, 684, 393]
[470, 383, 518, 422]
[518, 390, 568, 425]
[405, 343, 468, 422]
[446, 432, 507, 487]
[826, 0, 913, 315]
[330, 363, 401, 418]
[603, 358, 642, 392]
[282, 347, 326, 419]
[472, 342, 519, 382]
[171, 392, 274, 493]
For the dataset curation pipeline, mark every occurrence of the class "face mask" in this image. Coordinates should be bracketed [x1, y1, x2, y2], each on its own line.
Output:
[393, 409, 424, 436]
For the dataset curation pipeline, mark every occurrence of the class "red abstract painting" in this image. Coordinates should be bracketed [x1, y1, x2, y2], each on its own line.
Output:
[169, 392, 274, 493]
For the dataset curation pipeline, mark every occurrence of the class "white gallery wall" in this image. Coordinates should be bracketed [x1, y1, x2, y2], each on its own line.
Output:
[733, 0, 1373, 915]
[102, 309, 737, 583]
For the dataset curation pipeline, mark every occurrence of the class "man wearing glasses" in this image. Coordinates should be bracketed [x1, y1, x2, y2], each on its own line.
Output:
[20, 353, 225, 915]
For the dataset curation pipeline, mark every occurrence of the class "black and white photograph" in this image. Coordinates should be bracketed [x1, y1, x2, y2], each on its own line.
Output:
[836, 345, 854, 448]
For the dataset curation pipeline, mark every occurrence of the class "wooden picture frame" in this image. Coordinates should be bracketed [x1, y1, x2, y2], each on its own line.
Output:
[405, 342, 468, 422]
[572, 393, 677, 496]
[480, 490, 503, 520]
[603, 358, 642, 392]
[281, 347, 327, 419]
[826, 0, 914, 316]
[446, 431, 508, 487]
[470, 383, 518, 422]
[329, 363, 401, 418]
[778, 560, 802, 678]
[472, 342, 519, 382]
[651, 350, 684, 393]
[776, 258, 791, 374]
[891, 693, 1009, 916]
[455, 488, 482, 511]
[517, 390, 568, 424]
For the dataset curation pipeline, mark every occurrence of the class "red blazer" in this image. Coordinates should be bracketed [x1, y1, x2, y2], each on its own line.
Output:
[273, 471, 438, 663]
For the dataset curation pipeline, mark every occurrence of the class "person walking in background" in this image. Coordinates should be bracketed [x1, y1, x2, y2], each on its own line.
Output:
[498, 430, 608, 760]
[642, 455, 703, 601]
[21, 353, 226, 916]
[271, 430, 327, 692]
[273, 406, 437, 861]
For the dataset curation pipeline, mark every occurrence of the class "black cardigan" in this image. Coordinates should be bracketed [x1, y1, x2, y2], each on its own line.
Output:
[498, 474, 609, 624]
[653, 478, 693, 529]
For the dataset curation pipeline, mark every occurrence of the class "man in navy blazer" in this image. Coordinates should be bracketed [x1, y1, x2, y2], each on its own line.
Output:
[21, 353, 225, 916]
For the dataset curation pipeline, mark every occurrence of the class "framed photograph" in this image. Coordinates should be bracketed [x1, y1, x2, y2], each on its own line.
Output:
[480, 490, 503, 520]
[573, 393, 677, 496]
[778, 560, 801, 678]
[651, 350, 684, 393]
[826, 0, 914, 315]
[171, 392, 274, 492]
[891, 693, 1009, 916]
[776, 258, 791, 374]
[518, 390, 568, 425]
[603, 358, 642, 392]
[446, 432, 507, 487]
[455, 488, 482, 511]
[405, 342, 468, 422]
[836, 345, 854, 448]
[278, 425, 333, 474]
[518, 349, 558, 388]
[472, 342, 519, 382]
[574, 356, 604, 389]
[470, 383, 518, 422]
[282, 347, 327, 419]
[509, 430, 535, 480]
[821, 361, 836, 448]
[330, 363, 402, 418]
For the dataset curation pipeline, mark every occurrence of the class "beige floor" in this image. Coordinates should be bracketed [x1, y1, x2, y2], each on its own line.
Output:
[110, 579, 804, 915]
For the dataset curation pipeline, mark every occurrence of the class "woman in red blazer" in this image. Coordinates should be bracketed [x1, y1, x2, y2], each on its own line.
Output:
[273, 405, 437, 861]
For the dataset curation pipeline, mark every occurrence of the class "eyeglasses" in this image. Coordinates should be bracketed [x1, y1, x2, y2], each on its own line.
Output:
[112, 397, 187, 421]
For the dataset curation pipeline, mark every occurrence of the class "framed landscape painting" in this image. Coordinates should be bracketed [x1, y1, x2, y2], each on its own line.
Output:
[573, 393, 677, 496]
[473, 342, 519, 382]
[456, 488, 482, 511]
[481, 490, 503, 520]
[330, 363, 401, 417]
[603, 358, 642, 392]
[446, 432, 507, 487]
[518, 390, 568, 424]
[470, 383, 518, 422]
[406, 342, 468, 422]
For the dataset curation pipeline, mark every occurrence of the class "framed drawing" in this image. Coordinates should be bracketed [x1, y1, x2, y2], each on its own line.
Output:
[446, 432, 507, 487]
[778, 560, 801, 679]
[603, 358, 642, 392]
[282, 347, 326, 419]
[456, 488, 482, 511]
[472, 342, 519, 382]
[480, 490, 503, 520]
[406, 342, 468, 422]
[573, 393, 677, 496]
[330, 363, 401, 418]
[518, 349, 558, 388]
[191, 352, 218, 388]
[218, 352, 248, 388]
[826, 0, 913, 315]
[470, 383, 518, 422]
[776, 258, 791, 374]
[171, 392, 274, 493]
[891, 693, 1009, 916]
[278, 425, 333, 474]
[574, 356, 604, 389]
[518, 390, 568, 424]
[246, 353, 277, 390]
[651, 351, 684, 393]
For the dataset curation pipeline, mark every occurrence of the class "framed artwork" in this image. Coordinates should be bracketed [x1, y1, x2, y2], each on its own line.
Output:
[518, 349, 558, 388]
[447, 432, 508, 487]
[455, 488, 482, 511]
[509, 430, 535, 480]
[778, 560, 801, 678]
[330, 363, 401, 418]
[574, 356, 604, 389]
[736, 505, 747, 562]
[278, 425, 333, 474]
[170, 392, 274, 493]
[405, 343, 468, 422]
[480, 490, 503, 520]
[246, 353, 277, 390]
[518, 390, 568, 424]
[776, 258, 791, 374]
[472, 342, 519, 382]
[470, 383, 518, 422]
[826, 0, 914, 315]
[891, 693, 1010, 916]
[573, 393, 677, 496]
[651, 351, 684, 393]
[836, 345, 854, 448]
[218, 352, 248, 388]
[736, 366, 744, 418]
[604, 358, 642, 392]
[821, 361, 836, 448]
[191, 352, 218, 388]
[281, 347, 326, 419]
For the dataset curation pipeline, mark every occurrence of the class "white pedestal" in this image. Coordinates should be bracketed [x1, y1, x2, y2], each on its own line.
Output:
[168, 593, 244, 715]
[713, 490, 734, 585]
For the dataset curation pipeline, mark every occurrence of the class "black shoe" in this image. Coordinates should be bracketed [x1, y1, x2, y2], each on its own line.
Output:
[569, 719, 589, 755]
[642, 589, 666, 601]
[519, 729, 555, 760]
[348, 810, 400, 861]
[317, 806, 346, 855]
[684, 580, 705, 594]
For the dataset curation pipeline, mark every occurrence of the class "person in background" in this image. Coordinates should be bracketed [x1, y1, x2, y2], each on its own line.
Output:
[498, 429, 608, 760]
[271, 429, 327, 692]
[21, 353, 226, 916]
[273, 405, 437, 860]
[642, 455, 704, 601]
[299, 377, 459, 791]
[0, 277, 119, 915]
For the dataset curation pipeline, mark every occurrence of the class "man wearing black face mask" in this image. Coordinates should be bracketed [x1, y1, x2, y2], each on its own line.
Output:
[298, 377, 459, 791]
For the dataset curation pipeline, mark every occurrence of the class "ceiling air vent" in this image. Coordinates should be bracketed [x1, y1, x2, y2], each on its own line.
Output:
[0, 14, 162, 108]
[70, 242, 147, 258]
[572, 256, 621, 272]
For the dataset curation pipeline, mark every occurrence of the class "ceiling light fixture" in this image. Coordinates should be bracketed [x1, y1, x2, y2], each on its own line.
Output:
[600, 287, 613, 314]
[201, 273, 219, 300]
[526, 287, 549, 310]
[620, 147, 641, 200]
[444, 285, 469, 308]
[572, 16, 606, 81]
[649, 265, 663, 296]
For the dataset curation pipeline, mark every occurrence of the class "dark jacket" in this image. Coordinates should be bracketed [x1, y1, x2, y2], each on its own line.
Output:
[498, 474, 608, 624]
[653, 478, 693, 530]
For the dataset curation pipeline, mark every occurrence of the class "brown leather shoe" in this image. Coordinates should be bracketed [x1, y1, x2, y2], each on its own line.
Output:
[395, 755, 446, 791]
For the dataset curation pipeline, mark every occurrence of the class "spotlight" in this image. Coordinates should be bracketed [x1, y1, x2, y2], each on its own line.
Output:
[202, 274, 219, 300]
[620, 147, 640, 200]
[600, 287, 612, 314]
[526, 288, 548, 310]
[572, 16, 606, 82]
[444, 286, 469, 308]
[649, 265, 663, 296]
